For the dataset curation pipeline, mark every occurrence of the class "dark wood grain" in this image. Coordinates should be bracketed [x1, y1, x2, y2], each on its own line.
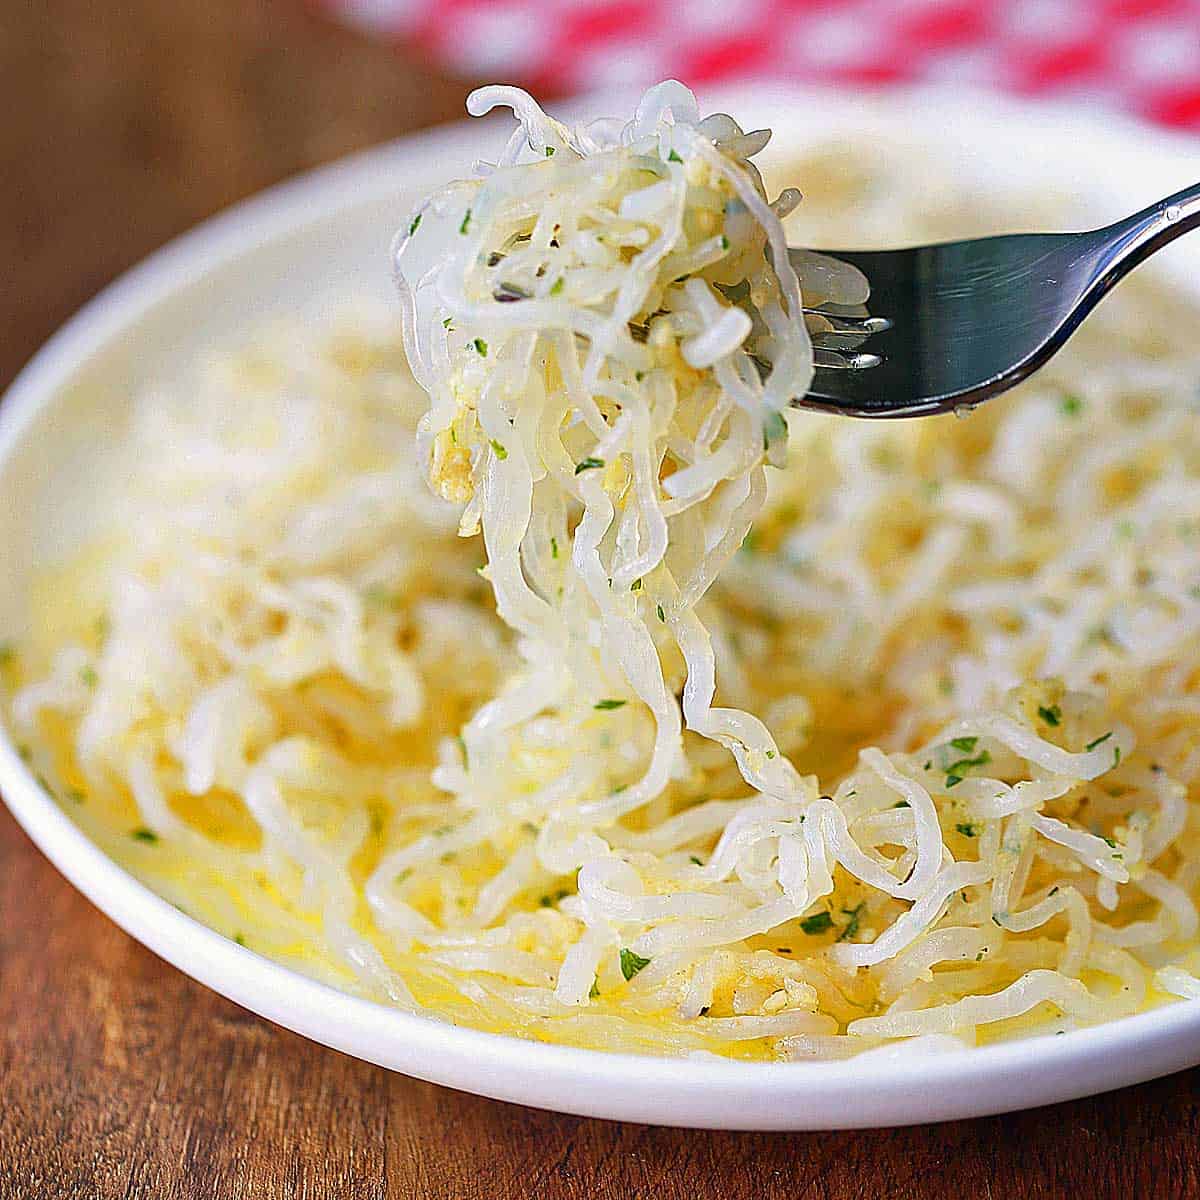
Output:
[1, 4, 1199, 1198]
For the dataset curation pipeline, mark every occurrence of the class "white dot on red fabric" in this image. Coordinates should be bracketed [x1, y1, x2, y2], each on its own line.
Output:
[441, 4, 549, 75]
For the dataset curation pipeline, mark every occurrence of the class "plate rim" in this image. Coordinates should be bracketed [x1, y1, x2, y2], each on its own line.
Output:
[3, 81, 1200, 1129]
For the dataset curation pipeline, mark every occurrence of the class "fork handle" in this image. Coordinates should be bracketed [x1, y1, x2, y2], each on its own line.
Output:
[1096, 181, 1200, 285]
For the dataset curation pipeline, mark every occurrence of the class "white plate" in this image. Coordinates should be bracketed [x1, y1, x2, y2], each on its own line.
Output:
[4, 83, 1200, 1130]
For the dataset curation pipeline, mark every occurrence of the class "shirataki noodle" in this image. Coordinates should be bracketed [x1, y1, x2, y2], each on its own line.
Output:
[8, 84, 1200, 1059]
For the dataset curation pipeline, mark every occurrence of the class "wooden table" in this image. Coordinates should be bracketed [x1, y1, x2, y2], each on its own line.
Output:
[1, 5, 1198, 1196]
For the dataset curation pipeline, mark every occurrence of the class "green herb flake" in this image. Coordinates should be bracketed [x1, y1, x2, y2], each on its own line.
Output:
[762, 409, 787, 452]
[799, 910, 834, 935]
[667, 149, 682, 163]
[545, 146, 556, 157]
[837, 903, 865, 943]
[489, 438, 508, 460]
[689, 855, 703, 866]
[574, 457, 605, 475]
[589, 979, 600, 999]
[408, 213, 422, 236]
[1037, 704, 1062, 727]
[765, 749, 776, 759]
[944, 749, 991, 788]
[550, 536, 559, 560]
[35, 774, 54, 796]
[1059, 391, 1084, 417]
[550, 277, 565, 296]
[459, 209, 472, 235]
[720, 235, 730, 251]
[442, 316, 453, 330]
[620, 948, 651, 980]
[630, 578, 642, 592]
[1085, 731, 1113, 752]
[893, 800, 909, 809]
[472, 337, 488, 357]
[656, 604, 666, 623]
[949, 736, 978, 753]
[80, 666, 98, 688]
[234, 932, 247, 947]
[955, 822, 980, 837]
[456, 734, 468, 767]
[131, 828, 159, 845]
[595, 699, 627, 711]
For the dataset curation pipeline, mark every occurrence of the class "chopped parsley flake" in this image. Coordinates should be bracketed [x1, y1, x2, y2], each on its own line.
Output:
[550, 277, 565, 295]
[550, 536, 559, 559]
[1085, 731, 1113, 752]
[473, 337, 488, 356]
[234, 932, 247, 947]
[720, 235, 730, 251]
[489, 438, 508, 460]
[949, 736, 978, 753]
[620, 948, 650, 980]
[837, 903, 865, 942]
[459, 209, 472, 235]
[955, 822, 980, 837]
[1059, 391, 1084, 417]
[575, 457, 605, 474]
[765, 749, 776, 759]
[631, 578, 642, 591]
[131, 828, 159, 844]
[408, 213, 421, 236]
[689, 855, 703, 866]
[762, 409, 787, 451]
[656, 603, 666, 623]
[799, 910, 834, 935]
[442, 316, 453, 330]
[595, 698, 627, 711]
[667, 149, 682, 163]
[944, 750, 991, 787]
[589, 979, 600, 999]
[545, 146, 556, 156]
[1037, 704, 1062, 727]
[893, 800, 909, 809]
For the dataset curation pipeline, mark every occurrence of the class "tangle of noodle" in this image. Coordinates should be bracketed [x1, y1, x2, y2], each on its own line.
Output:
[7, 85, 1200, 1060]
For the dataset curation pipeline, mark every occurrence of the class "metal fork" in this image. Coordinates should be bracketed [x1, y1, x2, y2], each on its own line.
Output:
[790, 182, 1200, 418]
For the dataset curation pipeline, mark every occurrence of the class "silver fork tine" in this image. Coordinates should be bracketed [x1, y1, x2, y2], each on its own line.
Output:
[803, 308, 893, 334]
[813, 350, 883, 370]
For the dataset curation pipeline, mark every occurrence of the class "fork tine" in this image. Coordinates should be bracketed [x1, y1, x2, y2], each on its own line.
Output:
[813, 350, 883, 371]
[802, 308, 892, 335]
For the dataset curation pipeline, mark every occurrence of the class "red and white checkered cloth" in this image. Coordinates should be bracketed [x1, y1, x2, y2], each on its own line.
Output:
[324, 0, 1200, 129]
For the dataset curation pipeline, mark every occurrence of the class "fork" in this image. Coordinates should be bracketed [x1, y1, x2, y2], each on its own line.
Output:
[790, 182, 1200, 418]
